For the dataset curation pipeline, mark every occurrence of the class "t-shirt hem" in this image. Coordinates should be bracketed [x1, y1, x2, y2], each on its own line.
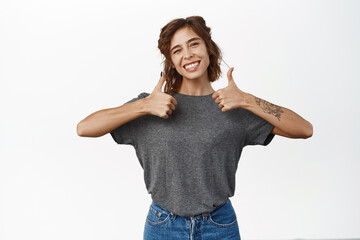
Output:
[110, 131, 119, 144]
[262, 123, 275, 146]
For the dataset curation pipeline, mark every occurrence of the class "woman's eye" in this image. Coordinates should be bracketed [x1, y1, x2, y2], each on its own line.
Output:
[172, 43, 198, 54]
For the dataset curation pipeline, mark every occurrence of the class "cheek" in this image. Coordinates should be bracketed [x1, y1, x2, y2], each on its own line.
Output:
[202, 56, 210, 69]
[200, 50, 210, 65]
[171, 58, 183, 73]
[171, 57, 181, 68]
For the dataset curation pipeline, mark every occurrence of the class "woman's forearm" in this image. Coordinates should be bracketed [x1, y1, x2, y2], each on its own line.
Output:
[77, 98, 148, 137]
[242, 93, 313, 139]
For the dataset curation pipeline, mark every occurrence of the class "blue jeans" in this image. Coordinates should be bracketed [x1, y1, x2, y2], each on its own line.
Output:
[143, 199, 241, 240]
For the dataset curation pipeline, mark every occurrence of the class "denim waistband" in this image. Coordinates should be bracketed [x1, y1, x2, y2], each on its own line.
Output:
[150, 199, 231, 220]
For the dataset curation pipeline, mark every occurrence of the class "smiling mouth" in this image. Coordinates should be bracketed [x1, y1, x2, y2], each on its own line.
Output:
[183, 60, 201, 69]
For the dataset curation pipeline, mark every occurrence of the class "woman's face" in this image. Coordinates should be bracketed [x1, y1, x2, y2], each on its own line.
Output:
[169, 27, 210, 81]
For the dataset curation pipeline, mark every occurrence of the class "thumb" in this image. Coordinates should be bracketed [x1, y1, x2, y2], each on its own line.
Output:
[155, 71, 166, 92]
[227, 67, 235, 85]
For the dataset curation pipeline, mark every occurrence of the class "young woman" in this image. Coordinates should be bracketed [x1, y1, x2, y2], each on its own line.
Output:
[77, 16, 313, 240]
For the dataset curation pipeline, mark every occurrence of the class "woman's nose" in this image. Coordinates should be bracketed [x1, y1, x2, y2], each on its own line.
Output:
[183, 48, 193, 59]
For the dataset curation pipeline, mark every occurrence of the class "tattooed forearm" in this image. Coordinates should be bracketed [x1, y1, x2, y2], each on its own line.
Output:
[254, 97, 284, 121]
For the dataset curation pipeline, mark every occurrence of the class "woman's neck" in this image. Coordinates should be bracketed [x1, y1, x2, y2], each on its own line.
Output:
[177, 75, 215, 96]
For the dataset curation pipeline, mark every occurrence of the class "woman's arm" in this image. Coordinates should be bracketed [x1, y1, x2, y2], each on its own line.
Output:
[242, 93, 313, 139]
[77, 73, 178, 138]
[77, 98, 148, 137]
[212, 67, 313, 139]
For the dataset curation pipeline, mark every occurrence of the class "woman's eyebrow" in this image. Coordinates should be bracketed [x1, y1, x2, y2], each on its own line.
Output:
[170, 37, 201, 52]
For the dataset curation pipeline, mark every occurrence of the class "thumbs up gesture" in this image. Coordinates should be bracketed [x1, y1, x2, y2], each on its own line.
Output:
[144, 72, 178, 119]
[212, 67, 247, 112]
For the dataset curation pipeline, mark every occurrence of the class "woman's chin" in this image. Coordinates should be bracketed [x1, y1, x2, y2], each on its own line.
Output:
[182, 72, 206, 81]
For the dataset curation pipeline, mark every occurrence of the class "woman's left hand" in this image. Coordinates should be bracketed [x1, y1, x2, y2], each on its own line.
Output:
[212, 67, 247, 112]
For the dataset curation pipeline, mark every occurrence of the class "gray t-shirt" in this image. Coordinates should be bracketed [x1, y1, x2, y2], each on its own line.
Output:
[110, 91, 275, 216]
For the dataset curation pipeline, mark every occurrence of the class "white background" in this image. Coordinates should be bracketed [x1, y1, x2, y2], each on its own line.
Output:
[1, 0, 359, 239]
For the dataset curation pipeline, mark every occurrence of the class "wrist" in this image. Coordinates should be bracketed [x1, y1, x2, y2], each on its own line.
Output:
[137, 98, 151, 115]
[242, 92, 254, 110]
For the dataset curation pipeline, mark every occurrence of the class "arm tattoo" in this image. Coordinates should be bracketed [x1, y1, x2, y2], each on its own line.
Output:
[254, 97, 284, 121]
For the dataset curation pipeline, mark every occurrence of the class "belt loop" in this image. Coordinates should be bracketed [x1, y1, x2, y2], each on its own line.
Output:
[202, 212, 209, 221]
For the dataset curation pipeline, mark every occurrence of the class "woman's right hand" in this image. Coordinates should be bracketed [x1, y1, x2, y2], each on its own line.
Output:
[144, 72, 178, 119]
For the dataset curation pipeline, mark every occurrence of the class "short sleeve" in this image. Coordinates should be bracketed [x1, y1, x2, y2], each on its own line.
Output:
[110, 92, 150, 145]
[244, 110, 275, 146]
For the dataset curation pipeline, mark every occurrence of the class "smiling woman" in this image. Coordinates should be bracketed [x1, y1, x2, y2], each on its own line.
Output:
[77, 15, 312, 240]
[158, 16, 222, 96]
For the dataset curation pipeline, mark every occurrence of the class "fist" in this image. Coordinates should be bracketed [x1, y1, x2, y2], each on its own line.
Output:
[212, 67, 247, 112]
[145, 72, 178, 119]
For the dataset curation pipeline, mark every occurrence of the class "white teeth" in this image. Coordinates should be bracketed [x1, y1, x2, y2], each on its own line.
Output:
[185, 61, 199, 69]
